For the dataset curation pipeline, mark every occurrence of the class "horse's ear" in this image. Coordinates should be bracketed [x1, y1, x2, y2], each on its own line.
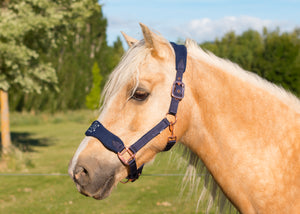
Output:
[139, 23, 169, 58]
[121, 31, 138, 48]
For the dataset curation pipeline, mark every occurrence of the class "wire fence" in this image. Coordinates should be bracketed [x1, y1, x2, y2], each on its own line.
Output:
[0, 173, 69, 176]
[0, 173, 205, 177]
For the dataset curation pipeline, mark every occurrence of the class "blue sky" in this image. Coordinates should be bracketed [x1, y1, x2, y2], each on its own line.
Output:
[101, 0, 300, 46]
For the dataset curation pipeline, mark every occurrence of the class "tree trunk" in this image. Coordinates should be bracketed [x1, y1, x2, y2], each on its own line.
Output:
[0, 89, 11, 154]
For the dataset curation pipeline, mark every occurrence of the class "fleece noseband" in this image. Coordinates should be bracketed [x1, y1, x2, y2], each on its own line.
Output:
[85, 42, 187, 182]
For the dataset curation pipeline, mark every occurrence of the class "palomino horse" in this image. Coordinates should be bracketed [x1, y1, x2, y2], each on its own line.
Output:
[68, 23, 300, 213]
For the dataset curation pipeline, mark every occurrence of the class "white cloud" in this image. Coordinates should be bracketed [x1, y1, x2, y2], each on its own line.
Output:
[170, 16, 295, 43]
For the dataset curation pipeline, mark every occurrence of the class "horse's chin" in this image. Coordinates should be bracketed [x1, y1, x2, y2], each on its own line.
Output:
[92, 192, 111, 200]
[90, 175, 116, 200]
[92, 186, 113, 200]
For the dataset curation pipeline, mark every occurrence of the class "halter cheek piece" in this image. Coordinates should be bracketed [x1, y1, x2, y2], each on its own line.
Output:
[85, 42, 187, 182]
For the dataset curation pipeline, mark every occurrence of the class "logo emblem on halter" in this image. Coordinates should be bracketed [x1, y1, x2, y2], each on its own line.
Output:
[87, 122, 100, 133]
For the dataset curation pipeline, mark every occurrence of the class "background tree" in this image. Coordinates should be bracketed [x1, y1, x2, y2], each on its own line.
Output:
[201, 28, 300, 97]
[84, 37, 125, 110]
[85, 62, 102, 110]
[0, 0, 102, 154]
[260, 29, 300, 94]
[8, 3, 124, 112]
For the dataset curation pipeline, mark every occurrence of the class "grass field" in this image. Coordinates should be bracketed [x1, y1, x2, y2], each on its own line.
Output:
[0, 110, 220, 214]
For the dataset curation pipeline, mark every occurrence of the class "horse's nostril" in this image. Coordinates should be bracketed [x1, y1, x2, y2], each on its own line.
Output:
[74, 166, 90, 186]
[75, 166, 87, 178]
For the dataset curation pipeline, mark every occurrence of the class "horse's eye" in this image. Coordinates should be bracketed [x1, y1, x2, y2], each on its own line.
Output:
[131, 88, 149, 101]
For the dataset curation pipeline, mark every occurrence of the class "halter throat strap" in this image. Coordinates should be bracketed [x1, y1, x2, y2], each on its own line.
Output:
[85, 42, 187, 182]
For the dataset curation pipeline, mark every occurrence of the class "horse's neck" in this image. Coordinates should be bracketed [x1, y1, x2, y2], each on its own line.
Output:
[181, 55, 300, 213]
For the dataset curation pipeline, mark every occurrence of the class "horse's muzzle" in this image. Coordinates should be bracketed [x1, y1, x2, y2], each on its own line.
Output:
[70, 156, 117, 200]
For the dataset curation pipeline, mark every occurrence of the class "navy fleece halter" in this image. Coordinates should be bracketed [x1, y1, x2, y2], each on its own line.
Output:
[85, 42, 187, 182]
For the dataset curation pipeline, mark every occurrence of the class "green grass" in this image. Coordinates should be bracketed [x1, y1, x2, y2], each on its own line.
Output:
[0, 110, 219, 213]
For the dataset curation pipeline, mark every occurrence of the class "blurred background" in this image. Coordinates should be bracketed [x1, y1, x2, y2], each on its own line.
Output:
[0, 0, 299, 213]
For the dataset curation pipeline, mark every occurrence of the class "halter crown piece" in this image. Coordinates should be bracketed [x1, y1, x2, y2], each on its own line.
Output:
[85, 42, 187, 182]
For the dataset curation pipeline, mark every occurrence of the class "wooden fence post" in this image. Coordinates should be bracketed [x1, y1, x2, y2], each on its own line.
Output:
[0, 89, 11, 155]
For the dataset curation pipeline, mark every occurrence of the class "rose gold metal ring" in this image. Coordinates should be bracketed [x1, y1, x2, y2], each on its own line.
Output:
[166, 113, 177, 126]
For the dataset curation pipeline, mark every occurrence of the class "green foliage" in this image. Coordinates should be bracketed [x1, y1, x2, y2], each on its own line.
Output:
[0, 0, 63, 92]
[201, 28, 300, 97]
[85, 62, 102, 109]
[1, 0, 103, 92]
[261, 30, 300, 94]
[7, 1, 124, 112]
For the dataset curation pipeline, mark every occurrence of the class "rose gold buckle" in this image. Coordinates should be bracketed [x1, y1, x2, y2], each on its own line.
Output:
[171, 81, 185, 100]
[117, 147, 135, 166]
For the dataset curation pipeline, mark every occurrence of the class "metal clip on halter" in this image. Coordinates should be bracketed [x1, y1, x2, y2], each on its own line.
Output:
[163, 114, 177, 151]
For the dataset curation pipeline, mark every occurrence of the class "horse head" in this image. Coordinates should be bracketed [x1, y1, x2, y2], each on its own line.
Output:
[68, 23, 191, 200]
